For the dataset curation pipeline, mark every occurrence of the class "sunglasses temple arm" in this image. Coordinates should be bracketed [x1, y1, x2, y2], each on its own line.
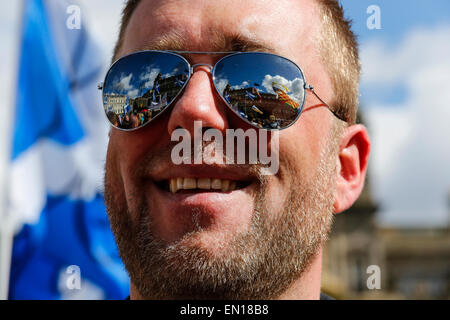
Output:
[305, 84, 346, 122]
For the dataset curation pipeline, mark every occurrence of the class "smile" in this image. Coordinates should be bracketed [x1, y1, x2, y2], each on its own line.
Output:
[159, 177, 252, 193]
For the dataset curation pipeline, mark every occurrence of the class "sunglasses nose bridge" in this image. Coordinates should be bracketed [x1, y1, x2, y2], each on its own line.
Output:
[167, 63, 229, 138]
[190, 63, 214, 74]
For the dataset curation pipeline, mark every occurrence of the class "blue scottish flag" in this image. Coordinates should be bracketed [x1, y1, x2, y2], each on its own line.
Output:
[8, 0, 129, 299]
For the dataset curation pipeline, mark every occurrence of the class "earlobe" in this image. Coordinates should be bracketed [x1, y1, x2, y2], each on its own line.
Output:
[333, 124, 370, 213]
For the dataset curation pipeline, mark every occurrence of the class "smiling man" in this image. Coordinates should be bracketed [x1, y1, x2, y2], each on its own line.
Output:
[102, 0, 370, 300]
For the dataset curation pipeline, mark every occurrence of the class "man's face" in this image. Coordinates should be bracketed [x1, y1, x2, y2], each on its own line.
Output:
[105, 0, 340, 299]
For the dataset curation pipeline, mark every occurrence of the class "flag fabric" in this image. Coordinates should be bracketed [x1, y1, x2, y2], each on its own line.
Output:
[8, 0, 129, 299]
[272, 82, 300, 109]
[175, 78, 185, 87]
[152, 89, 157, 104]
[244, 90, 256, 100]
[150, 92, 167, 110]
[251, 105, 264, 115]
[275, 90, 300, 109]
[123, 104, 132, 115]
[224, 92, 231, 103]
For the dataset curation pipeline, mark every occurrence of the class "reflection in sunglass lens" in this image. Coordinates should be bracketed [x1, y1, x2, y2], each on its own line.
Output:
[213, 53, 305, 130]
[102, 51, 189, 130]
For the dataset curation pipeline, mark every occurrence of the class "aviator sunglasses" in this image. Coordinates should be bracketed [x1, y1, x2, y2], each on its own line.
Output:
[99, 51, 344, 131]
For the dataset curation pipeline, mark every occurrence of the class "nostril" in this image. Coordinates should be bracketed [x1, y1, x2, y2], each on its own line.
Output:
[173, 126, 215, 135]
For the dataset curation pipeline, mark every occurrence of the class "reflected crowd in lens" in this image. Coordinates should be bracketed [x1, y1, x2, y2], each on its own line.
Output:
[221, 82, 301, 129]
[104, 72, 188, 129]
[103, 52, 306, 130]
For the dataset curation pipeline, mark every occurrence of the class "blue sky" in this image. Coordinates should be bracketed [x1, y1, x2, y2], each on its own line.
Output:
[1, 0, 449, 227]
[341, 0, 450, 44]
[341, 0, 450, 106]
[339, 1, 450, 226]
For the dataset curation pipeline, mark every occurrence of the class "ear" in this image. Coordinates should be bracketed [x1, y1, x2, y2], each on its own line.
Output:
[333, 124, 371, 213]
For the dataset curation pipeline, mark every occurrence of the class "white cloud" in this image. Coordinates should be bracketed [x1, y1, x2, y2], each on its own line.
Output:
[140, 67, 161, 89]
[215, 78, 229, 94]
[262, 74, 304, 102]
[230, 80, 250, 90]
[127, 89, 139, 99]
[113, 73, 134, 92]
[112, 73, 140, 98]
[361, 25, 450, 227]
[162, 68, 182, 79]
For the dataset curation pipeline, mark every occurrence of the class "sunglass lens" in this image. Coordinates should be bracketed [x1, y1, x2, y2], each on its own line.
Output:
[103, 52, 189, 130]
[213, 53, 305, 130]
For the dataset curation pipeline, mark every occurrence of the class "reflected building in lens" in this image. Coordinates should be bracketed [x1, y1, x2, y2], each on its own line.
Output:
[224, 86, 299, 129]
[105, 94, 127, 114]
[131, 73, 187, 116]
[105, 72, 188, 130]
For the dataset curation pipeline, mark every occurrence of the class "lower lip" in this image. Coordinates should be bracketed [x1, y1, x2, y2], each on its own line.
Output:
[157, 182, 252, 200]
[147, 180, 256, 214]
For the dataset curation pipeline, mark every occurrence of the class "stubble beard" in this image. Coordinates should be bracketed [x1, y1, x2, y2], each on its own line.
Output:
[105, 133, 339, 300]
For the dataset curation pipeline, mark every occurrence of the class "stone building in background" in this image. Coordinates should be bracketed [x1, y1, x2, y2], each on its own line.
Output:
[321, 113, 450, 300]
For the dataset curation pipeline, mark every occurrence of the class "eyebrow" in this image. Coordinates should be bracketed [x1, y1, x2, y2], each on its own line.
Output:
[135, 30, 276, 55]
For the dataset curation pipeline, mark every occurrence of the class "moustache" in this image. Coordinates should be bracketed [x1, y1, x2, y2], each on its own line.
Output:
[132, 139, 272, 183]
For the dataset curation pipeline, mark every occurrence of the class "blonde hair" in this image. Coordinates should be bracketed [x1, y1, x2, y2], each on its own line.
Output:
[316, 0, 360, 124]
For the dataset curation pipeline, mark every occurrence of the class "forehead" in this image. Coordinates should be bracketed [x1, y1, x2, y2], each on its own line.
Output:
[120, 0, 321, 60]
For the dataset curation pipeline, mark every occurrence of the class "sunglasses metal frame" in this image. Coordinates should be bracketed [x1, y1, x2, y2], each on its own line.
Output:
[99, 50, 344, 132]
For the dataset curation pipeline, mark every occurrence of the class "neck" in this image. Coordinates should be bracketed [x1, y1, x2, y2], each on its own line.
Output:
[277, 248, 323, 300]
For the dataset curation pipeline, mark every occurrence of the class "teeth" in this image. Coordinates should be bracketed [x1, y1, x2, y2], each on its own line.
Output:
[211, 179, 222, 190]
[197, 178, 211, 189]
[177, 177, 183, 190]
[167, 178, 240, 193]
[170, 178, 177, 193]
[183, 177, 197, 189]
[221, 180, 230, 192]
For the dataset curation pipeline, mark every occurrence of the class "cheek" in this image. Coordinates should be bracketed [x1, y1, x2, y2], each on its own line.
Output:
[107, 119, 171, 217]
[105, 138, 127, 217]
[277, 128, 316, 184]
[274, 114, 332, 197]
[110, 120, 167, 158]
[110, 113, 171, 171]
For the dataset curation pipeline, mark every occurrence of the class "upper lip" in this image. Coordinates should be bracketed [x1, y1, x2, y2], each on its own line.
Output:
[148, 164, 256, 183]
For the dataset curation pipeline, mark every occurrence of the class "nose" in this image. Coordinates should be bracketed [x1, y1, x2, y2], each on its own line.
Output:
[167, 66, 229, 137]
